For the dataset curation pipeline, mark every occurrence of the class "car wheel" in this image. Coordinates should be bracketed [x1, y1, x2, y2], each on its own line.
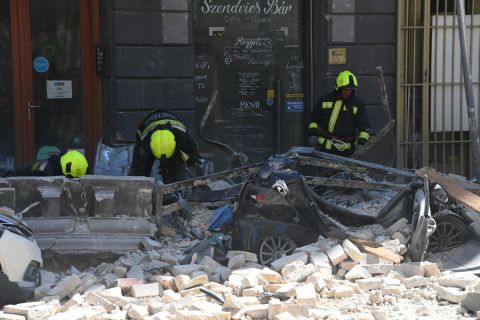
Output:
[258, 236, 296, 266]
[428, 213, 471, 253]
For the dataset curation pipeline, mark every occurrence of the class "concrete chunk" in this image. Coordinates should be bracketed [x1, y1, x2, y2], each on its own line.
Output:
[295, 283, 316, 305]
[418, 261, 442, 278]
[342, 239, 363, 262]
[163, 289, 182, 303]
[437, 272, 480, 289]
[84, 292, 117, 313]
[47, 274, 81, 300]
[244, 304, 269, 319]
[270, 252, 308, 272]
[356, 278, 383, 291]
[363, 263, 394, 275]
[402, 276, 429, 288]
[142, 237, 162, 251]
[435, 285, 466, 303]
[345, 265, 371, 280]
[176, 274, 208, 291]
[0, 312, 26, 320]
[391, 231, 408, 245]
[116, 278, 144, 294]
[326, 244, 348, 266]
[461, 292, 480, 312]
[394, 263, 425, 278]
[130, 283, 163, 298]
[126, 304, 149, 320]
[126, 265, 144, 279]
[199, 256, 223, 275]
[283, 263, 316, 283]
[172, 264, 202, 276]
[294, 244, 321, 256]
[340, 260, 358, 271]
[259, 267, 282, 284]
[59, 293, 84, 312]
[227, 251, 258, 262]
[281, 260, 305, 278]
[275, 311, 296, 320]
[242, 285, 264, 297]
[309, 251, 332, 270]
[387, 218, 408, 234]
[329, 285, 354, 298]
[228, 254, 245, 269]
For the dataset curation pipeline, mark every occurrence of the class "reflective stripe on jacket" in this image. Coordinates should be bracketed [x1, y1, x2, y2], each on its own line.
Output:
[308, 91, 370, 144]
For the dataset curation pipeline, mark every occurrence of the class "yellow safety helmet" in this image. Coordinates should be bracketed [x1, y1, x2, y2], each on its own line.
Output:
[150, 129, 176, 160]
[60, 150, 88, 178]
[335, 70, 358, 90]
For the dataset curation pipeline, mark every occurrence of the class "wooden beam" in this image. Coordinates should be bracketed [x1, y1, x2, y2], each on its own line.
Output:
[327, 229, 404, 264]
[416, 167, 480, 213]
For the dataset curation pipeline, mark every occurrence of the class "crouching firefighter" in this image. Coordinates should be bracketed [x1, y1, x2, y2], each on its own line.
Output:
[307, 70, 370, 157]
[2, 150, 88, 178]
[129, 109, 200, 184]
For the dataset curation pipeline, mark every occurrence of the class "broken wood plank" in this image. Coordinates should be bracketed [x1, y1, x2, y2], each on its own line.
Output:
[416, 167, 480, 214]
[355, 241, 404, 264]
[352, 120, 395, 159]
[303, 176, 408, 191]
[327, 229, 404, 264]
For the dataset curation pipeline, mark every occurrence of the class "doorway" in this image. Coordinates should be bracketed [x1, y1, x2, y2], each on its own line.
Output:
[0, 0, 102, 175]
[192, 0, 306, 170]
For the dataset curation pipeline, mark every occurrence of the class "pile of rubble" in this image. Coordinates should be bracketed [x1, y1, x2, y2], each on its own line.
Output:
[2, 220, 480, 320]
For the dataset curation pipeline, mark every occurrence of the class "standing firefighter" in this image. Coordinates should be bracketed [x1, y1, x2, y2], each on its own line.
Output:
[2, 150, 88, 178]
[308, 70, 370, 157]
[129, 110, 200, 184]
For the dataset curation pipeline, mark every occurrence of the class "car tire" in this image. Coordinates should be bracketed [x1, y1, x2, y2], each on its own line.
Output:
[256, 236, 296, 266]
[428, 213, 471, 253]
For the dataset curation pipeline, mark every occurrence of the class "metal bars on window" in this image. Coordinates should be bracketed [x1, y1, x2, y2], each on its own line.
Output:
[397, 0, 480, 177]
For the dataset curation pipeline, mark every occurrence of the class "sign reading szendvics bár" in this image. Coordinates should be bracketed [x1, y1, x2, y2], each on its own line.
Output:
[200, 0, 294, 15]
[195, 0, 300, 28]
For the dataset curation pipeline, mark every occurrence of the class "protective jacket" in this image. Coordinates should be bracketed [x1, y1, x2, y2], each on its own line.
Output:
[308, 91, 370, 156]
[129, 110, 198, 183]
[2, 154, 62, 177]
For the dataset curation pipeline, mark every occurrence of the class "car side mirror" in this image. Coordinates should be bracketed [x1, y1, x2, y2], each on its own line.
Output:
[431, 183, 448, 204]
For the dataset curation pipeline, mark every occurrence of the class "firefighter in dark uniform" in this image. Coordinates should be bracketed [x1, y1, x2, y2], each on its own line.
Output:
[129, 109, 200, 184]
[2, 150, 88, 178]
[308, 70, 370, 157]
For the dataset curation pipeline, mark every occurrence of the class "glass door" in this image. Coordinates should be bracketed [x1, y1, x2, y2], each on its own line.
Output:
[3, 0, 101, 170]
[0, 0, 15, 175]
[29, 0, 85, 158]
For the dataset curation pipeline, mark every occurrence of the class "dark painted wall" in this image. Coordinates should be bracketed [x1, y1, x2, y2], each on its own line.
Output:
[99, 0, 397, 167]
[311, 0, 396, 164]
[102, 0, 195, 144]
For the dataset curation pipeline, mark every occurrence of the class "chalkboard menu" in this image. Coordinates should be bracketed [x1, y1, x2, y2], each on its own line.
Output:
[193, 0, 305, 169]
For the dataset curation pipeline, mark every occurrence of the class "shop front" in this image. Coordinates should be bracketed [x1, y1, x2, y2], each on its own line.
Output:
[0, 0, 101, 174]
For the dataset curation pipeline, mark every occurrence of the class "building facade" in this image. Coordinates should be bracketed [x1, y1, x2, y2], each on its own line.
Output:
[0, 0, 400, 174]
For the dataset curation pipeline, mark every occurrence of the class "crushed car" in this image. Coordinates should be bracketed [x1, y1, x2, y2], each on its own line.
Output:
[0, 213, 42, 305]
[157, 147, 475, 266]
[157, 147, 471, 265]
[229, 148, 435, 263]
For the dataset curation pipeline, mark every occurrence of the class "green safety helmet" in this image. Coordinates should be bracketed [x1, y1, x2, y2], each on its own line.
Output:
[150, 129, 176, 160]
[60, 150, 88, 178]
[335, 70, 358, 90]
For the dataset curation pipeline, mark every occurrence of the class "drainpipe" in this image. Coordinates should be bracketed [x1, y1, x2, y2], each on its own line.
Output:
[456, 0, 480, 178]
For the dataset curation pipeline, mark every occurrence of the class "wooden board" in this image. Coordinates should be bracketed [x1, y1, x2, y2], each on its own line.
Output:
[416, 167, 480, 214]
[327, 230, 404, 264]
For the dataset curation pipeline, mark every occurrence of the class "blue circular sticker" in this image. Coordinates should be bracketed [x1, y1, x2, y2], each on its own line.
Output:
[33, 56, 49, 73]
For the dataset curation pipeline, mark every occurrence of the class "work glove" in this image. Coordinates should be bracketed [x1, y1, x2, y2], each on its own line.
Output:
[187, 152, 201, 167]
[357, 137, 368, 145]
[308, 135, 319, 147]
